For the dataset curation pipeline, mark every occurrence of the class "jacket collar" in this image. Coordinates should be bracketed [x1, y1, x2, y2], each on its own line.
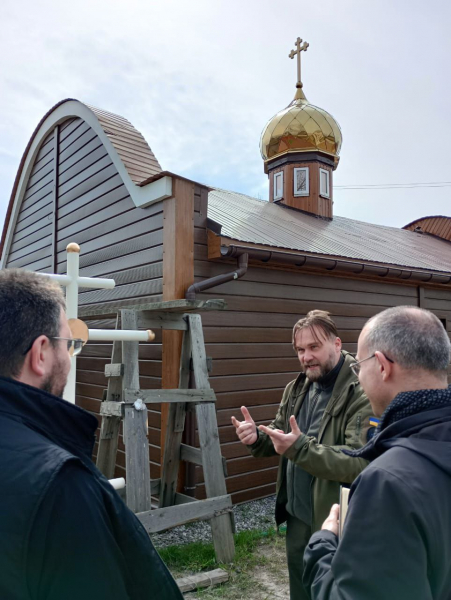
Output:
[0, 376, 98, 460]
[345, 387, 451, 462]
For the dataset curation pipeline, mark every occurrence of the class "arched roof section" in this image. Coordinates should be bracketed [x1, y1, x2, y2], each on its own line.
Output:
[0, 99, 162, 260]
[403, 216, 451, 243]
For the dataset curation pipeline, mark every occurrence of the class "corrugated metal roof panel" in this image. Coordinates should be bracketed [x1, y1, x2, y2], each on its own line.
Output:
[208, 189, 451, 273]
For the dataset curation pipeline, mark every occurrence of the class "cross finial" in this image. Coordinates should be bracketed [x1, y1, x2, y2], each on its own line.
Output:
[289, 37, 309, 88]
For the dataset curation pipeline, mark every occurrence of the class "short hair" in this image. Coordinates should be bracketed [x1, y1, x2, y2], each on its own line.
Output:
[292, 310, 338, 347]
[365, 306, 450, 373]
[0, 269, 65, 378]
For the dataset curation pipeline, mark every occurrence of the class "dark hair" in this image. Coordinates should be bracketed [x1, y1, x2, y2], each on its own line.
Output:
[0, 269, 65, 377]
[366, 306, 451, 373]
[292, 310, 338, 347]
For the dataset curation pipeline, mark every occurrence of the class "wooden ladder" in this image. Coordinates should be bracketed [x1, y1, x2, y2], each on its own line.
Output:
[95, 300, 235, 563]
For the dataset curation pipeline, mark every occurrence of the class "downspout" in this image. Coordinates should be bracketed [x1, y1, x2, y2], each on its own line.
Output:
[185, 253, 249, 300]
[184, 253, 248, 497]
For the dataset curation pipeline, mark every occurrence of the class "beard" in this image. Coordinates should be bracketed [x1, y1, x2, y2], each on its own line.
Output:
[41, 355, 69, 398]
[303, 354, 337, 382]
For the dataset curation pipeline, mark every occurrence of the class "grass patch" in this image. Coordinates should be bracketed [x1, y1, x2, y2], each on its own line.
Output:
[158, 527, 280, 574]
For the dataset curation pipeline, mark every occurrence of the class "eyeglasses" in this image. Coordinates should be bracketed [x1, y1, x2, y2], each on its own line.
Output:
[350, 353, 394, 377]
[23, 337, 84, 357]
[49, 337, 84, 357]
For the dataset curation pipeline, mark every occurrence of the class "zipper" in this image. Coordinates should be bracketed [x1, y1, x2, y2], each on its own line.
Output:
[356, 414, 362, 439]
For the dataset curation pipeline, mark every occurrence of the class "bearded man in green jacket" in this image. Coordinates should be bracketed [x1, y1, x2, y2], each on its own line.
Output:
[232, 310, 373, 600]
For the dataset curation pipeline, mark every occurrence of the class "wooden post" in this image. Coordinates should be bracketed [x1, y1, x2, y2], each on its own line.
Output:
[159, 326, 191, 507]
[96, 315, 123, 478]
[122, 309, 152, 513]
[161, 178, 195, 466]
[188, 314, 235, 563]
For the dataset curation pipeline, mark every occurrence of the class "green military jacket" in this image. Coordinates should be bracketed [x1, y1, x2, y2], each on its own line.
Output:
[250, 351, 373, 532]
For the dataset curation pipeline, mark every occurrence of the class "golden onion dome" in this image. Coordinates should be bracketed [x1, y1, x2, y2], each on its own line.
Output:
[260, 87, 342, 167]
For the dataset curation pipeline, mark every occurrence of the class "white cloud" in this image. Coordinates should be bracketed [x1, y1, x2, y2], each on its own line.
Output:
[1, 0, 451, 230]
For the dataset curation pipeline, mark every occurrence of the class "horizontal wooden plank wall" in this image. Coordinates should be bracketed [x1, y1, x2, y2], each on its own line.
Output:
[53, 117, 165, 474]
[3, 115, 165, 477]
[5, 130, 55, 271]
[191, 189, 451, 504]
[54, 117, 164, 310]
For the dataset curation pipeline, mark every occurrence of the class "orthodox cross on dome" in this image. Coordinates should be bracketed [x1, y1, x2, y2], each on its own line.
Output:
[289, 37, 309, 88]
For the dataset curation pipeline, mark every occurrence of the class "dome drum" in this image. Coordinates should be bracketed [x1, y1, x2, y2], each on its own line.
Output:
[264, 149, 336, 175]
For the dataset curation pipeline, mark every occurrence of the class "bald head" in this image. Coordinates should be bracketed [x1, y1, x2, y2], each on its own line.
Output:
[364, 306, 450, 374]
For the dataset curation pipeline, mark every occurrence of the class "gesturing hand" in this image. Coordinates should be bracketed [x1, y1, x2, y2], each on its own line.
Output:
[258, 415, 302, 455]
[231, 406, 258, 445]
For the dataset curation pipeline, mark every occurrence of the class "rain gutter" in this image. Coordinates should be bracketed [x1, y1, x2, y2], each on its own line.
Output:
[220, 245, 451, 285]
[185, 253, 249, 300]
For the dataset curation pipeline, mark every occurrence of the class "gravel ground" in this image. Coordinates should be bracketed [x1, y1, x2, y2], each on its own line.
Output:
[151, 495, 277, 549]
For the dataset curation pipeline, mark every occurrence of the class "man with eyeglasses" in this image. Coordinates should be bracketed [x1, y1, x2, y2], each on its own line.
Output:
[0, 269, 182, 600]
[232, 310, 374, 600]
[304, 306, 451, 600]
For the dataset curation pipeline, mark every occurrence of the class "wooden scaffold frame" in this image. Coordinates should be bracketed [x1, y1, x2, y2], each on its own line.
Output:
[92, 299, 235, 564]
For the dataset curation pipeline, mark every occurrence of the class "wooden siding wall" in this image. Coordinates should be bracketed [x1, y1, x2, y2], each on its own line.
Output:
[6, 130, 55, 271]
[193, 192, 451, 504]
[404, 218, 451, 242]
[58, 116, 165, 476]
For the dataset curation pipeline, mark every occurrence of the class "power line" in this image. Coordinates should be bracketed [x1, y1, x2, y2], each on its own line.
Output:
[335, 181, 451, 190]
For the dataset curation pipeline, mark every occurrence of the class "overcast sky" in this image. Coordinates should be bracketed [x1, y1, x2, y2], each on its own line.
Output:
[1, 0, 451, 231]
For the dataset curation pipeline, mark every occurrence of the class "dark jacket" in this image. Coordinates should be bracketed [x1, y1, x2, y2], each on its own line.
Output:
[250, 351, 373, 531]
[0, 376, 182, 600]
[304, 387, 451, 600]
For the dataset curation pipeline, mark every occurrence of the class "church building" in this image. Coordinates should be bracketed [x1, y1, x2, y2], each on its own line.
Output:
[1, 39, 451, 504]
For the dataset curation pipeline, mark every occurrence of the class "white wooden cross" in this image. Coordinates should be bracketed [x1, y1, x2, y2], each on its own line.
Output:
[40, 243, 154, 404]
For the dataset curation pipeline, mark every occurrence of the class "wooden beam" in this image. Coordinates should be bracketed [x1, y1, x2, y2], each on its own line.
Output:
[122, 310, 152, 513]
[161, 178, 195, 466]
[137, 312, 188, 331]
[124, 389, 216, 403]
[188, 314, 235, 563]
[180, 443, 203, 466]
[179, 444, 228, 477]
[175, 569, 229, 593]
[100, 402, 123, 417]
[96, 316, 122, 478]
[105, 363, 124, 378]
[174, 492, 198, 505]
[78, 298, 226, 319]
[115, 478, 161, 498]
[137, 494, 232, 533]
[140, 299, 226, 313]
[159, 329, 191, 507]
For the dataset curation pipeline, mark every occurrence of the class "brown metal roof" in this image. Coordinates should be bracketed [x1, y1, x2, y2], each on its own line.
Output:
[208, 189, 451, 273]
[86, 103, 161, 184]
[403, 216, 451, 243]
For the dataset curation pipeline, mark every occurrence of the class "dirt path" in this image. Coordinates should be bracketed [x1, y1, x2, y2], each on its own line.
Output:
[184, 536, 290, 599]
